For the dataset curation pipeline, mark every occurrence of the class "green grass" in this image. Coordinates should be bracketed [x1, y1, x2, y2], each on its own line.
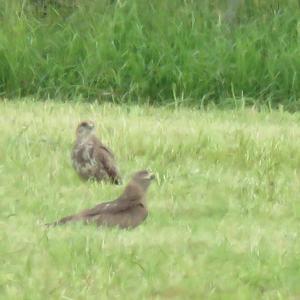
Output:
[1, 0, 300, 108]
[1, 100, 300, 299]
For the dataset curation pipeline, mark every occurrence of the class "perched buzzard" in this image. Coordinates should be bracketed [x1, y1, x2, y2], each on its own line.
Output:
[47, 170, 155, 229]
[71, 121, 122, 184]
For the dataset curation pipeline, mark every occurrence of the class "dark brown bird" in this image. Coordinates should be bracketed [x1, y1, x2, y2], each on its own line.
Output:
[71, 120, 122, 184]
[47, 170, 155, 229]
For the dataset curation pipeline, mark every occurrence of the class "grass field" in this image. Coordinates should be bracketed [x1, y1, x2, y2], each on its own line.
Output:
[1, 100, 300, 299]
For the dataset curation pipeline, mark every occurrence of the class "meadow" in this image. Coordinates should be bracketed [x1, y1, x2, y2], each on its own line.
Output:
[1, 0, 300, 108]
[1, 100, 300, 299]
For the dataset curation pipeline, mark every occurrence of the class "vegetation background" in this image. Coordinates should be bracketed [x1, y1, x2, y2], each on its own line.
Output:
[2, 1, 300, 299]
[1, 0, 300, 109]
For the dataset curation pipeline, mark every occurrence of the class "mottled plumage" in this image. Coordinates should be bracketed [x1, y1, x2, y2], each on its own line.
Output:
[71, 121, 121, 184]
[47, 170, 155, 229]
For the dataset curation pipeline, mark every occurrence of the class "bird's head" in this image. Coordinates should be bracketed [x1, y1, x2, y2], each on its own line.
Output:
[131, 170, 155, 192]
[76, 121, 95, 138]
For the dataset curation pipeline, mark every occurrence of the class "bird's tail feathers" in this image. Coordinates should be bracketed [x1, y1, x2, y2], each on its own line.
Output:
[45, 214, 77, 227]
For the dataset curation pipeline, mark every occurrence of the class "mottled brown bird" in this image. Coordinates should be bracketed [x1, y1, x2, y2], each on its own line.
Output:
[47, 170, 155, 229]
[71, 120, 122, 184]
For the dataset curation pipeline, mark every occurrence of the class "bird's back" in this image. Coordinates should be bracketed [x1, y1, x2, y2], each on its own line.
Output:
[92, 204, 148, 229]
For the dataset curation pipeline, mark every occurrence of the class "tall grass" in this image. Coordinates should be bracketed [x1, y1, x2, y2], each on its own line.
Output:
[1, 0, 300, 108]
